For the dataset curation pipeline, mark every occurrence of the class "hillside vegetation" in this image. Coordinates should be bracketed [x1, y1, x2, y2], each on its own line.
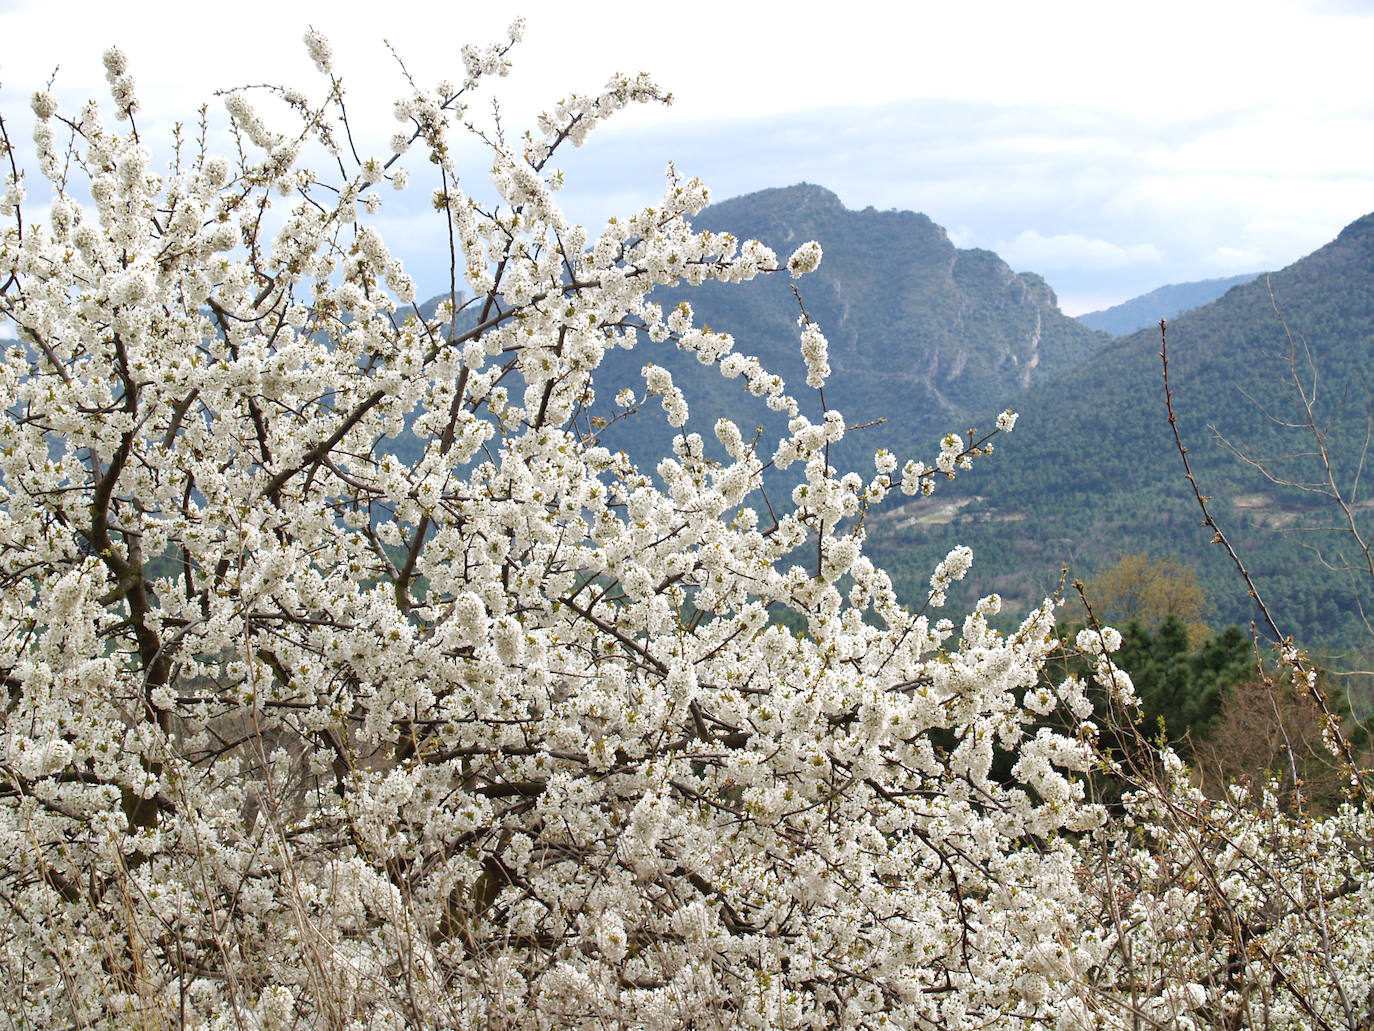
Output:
[869, 214, 1374, 658]
[590, 185, 1374, 659]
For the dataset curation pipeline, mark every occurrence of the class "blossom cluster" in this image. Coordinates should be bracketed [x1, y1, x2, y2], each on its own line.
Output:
[0, 28, 1369, 1031]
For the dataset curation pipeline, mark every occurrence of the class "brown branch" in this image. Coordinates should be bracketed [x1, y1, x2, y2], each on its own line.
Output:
[1160, 317, 1366, 801]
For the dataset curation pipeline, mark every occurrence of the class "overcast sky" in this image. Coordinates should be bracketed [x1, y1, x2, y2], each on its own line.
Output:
[2, 0, 1372, 315]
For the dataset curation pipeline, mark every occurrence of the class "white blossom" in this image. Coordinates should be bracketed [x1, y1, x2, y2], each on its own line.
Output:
[0, 33, 1368, 1031]
[303, 27, 333, 74]
[787, 239, 822, 278]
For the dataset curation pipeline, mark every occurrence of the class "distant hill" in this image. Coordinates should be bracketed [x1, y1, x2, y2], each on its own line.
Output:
[397, 187, 1374, 657]
[595, 184, 1109, 473]
[866, 215, 1374, 656]
[395, 187, 1105, 484]
[1078, 273, 1261, 336]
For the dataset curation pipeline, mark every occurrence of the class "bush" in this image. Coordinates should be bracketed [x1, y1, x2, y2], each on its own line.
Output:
[1, 26, 1371, 1031]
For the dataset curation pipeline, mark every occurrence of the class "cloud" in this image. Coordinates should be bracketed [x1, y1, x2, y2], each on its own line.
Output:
[395, 97, 1370, 312]
[586, 95, 1368, 310]
[945, 225, 979, 249]
[1204, 246, 1269, 272]
[994, 231, 1163, 272]
[4, 5, 1367, 318]
[1300, 0, 1374, 14]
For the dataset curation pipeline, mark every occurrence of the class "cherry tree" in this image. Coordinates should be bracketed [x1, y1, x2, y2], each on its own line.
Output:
[0, 24, 1370, 1031]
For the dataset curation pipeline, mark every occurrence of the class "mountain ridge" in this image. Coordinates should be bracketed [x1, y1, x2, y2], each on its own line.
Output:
[400, 186, 1374, 654]
[595, 183, 1109, 472]
[866, 207, 1374, 653]
[1078, 272, 1263, 336]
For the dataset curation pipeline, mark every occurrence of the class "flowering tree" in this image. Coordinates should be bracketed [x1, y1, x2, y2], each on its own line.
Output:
[1, 24, 1371, 1031]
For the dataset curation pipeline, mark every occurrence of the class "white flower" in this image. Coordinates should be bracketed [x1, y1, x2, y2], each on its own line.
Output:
[931, 545, 973, 596]
[30, 91, 58, 120]
[642, 363, 672, 394]
[101, 46, 128, 78]
[799, 320, 830, 389]
[303, 28, 333, 74]
[3, 37, 1345, 1031]
[787, 239, 822, 278]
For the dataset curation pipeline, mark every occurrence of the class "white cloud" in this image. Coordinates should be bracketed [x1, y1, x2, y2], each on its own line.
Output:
[1059, 293, 1133, 318]
[1204, 246, 1270, 271]
[995, 231, 1163, 272]
[945, 225, 979, 249]
[3, 2, 1370, 314]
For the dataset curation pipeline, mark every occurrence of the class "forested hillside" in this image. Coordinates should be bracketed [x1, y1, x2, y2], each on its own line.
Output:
[868, 213, 1374, 657]
[404, 190, 1374, 658]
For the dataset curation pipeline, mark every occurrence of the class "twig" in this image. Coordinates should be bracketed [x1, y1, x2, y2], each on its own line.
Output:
[1160, 318, 1368, 799]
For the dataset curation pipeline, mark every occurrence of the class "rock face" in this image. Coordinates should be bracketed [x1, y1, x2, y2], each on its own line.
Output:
[596, 183, 1108, 469]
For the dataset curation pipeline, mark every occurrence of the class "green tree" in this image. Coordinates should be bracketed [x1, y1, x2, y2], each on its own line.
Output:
[1113, 617, 1250, 752]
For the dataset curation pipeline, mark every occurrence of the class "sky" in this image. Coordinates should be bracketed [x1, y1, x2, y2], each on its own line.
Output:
[1, 0, 1372, 315]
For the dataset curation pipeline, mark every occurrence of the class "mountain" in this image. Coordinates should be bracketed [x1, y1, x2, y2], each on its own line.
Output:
[399, 184, 1374, 657]
[1078, 273, 1261, 336]
[594, 184, 1109, 473]
[865, 214, 1374, 656]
